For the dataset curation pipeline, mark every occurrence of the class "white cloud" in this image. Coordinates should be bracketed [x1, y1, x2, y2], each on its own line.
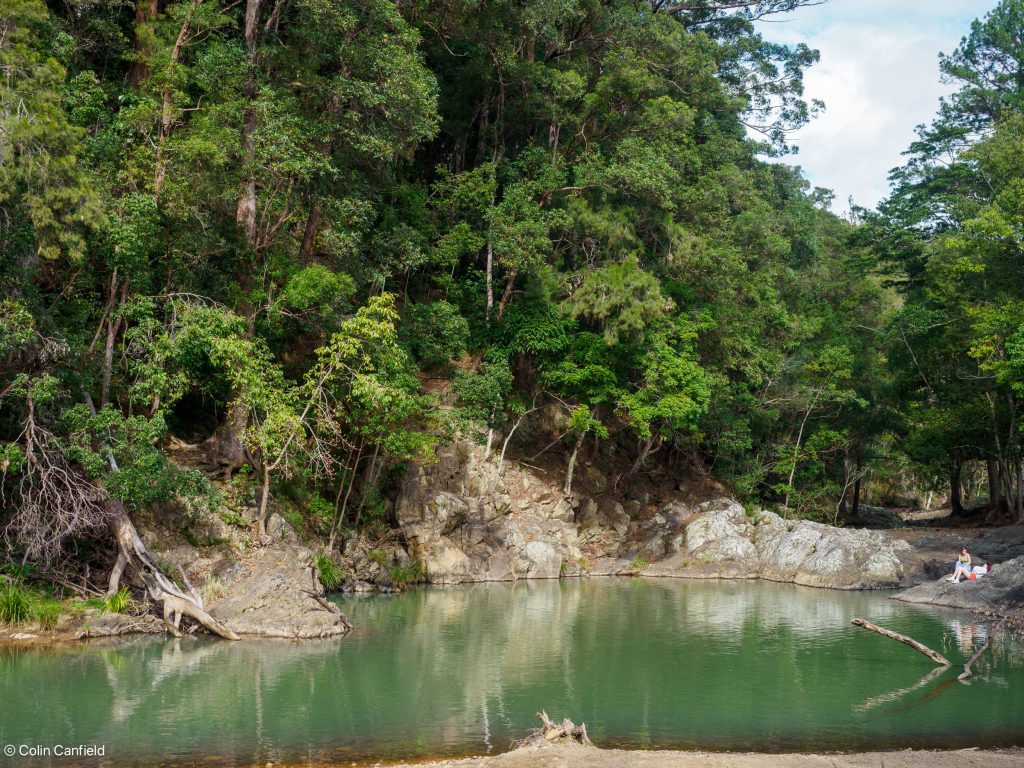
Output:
[755, 0, 995, 213]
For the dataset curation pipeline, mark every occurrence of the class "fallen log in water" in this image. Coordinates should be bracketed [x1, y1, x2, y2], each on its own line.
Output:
[852, 618, 951, 666]
[959, 618, 1006, 681]
[514, 711, 592, 748]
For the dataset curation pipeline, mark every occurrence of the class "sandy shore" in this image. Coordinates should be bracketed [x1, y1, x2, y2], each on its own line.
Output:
[373, 744, 1024, 768]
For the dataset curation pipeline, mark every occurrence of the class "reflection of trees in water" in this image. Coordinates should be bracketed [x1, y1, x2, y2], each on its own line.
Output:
[0, 636, 351, 766]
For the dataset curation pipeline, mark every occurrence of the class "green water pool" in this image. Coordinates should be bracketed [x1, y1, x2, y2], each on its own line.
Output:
[1, 578, 1021, 766]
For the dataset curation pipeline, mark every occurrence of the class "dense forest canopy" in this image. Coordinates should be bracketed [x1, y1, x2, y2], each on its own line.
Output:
[2, 0, 1024, 592]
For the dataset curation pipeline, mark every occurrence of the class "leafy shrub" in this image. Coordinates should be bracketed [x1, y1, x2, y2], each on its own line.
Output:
[279, 502, 307, 537]
[218, 507, 250, 528]
[307, 494, 334, 533]
[367, 549, 389, 568]
[316, 555, 342, 592]
[400, 300, 470, 368]
[282, 264, 355, 316]
[357, 489, 390, 535]
[628, 556, 648, 573]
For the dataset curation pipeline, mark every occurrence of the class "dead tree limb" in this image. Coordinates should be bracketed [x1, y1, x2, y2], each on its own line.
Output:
[959, 618, 1006, 681]
[852, 618, 951, 666]
[514, 711, 592, 748]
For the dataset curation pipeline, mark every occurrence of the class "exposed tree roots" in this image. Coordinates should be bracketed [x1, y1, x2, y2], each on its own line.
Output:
[106, 500, 239, 640]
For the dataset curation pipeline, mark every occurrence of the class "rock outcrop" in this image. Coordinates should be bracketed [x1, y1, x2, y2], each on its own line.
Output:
[892, 555, 1024, 619]
[206, 513, 350, 638]
[81, 504, 350, 640]
[395, 444, 583, 583]
[390, 444, 925, 590]
[659, 503, 918, 588]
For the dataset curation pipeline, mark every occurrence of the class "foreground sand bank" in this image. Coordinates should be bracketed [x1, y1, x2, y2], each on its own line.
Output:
[375, 745, 1024, 768]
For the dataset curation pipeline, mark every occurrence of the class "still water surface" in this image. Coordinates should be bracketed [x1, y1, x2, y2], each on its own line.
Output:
[1, 578, 1022, 766]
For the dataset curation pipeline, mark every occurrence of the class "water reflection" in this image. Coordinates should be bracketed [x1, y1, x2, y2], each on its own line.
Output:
[1, 579, 1022, 766]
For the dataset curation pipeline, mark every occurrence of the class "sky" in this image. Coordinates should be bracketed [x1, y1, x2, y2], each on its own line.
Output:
[754, 0, 997, 214]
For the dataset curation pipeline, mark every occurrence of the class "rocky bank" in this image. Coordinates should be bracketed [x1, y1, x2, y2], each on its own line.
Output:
[79, 498, 350, 640]
[343, 442, 924, 592]
[893, 554, 1024, 619]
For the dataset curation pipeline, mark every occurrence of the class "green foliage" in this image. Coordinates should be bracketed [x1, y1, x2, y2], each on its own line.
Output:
[387, 560, 423, 588]
[281, 265, 355, 317]
[567, 260, 668, 346]
[0, 580, 31, 624]
[400, 301, 470, 368]
[105, 586, 131, 614]
[63, 406, 215, 510]
[0, 301, 35, 355]
[0, 0, 106, 261]
[32, 598, 61, 629]
[316, 555, 343, 592]
[0, 578, 63, 628]
[0, 0, 933, 571]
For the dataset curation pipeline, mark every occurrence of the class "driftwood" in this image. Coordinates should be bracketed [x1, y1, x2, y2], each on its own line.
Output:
[514, 712, 592, 749]
[852, 618, 950, 666]
[106, 500, 240, 640]
[959, 618, 1006, 681]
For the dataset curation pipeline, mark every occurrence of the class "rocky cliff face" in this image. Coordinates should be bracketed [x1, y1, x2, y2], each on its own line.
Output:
[395, 443, 583, 583]
[385, 443, 924, 590]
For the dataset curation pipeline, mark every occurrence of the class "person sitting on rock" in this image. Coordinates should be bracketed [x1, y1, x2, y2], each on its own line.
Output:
[963, 563, 992, 582]
[949, 548, 972, 582]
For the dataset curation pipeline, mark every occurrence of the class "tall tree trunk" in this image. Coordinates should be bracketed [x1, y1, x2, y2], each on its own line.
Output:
[236, 0, 262, 252]
[255, 462, 271, 537]
[214, 0, 262, 482]
[209, 401, 251, 479]
[851, 449, 863, 518]
[987, 458, 1002, 513]
[153, 0, 201, 197]
[485, 241, 494, 323]
[964, 465, 976, 504]
[496, 269, 517, 319]
[838, 446, 852, 516]
[100, 279, 130, 409]
[300, 197, 321, 262]
[127, 0, 159, 87]
[1011, 460, 1019, 520]
[563, 433, 582, 497]
[783, 391, 820, 513]
[950, 460, 964, 516]
[628, 434, 657, 478]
